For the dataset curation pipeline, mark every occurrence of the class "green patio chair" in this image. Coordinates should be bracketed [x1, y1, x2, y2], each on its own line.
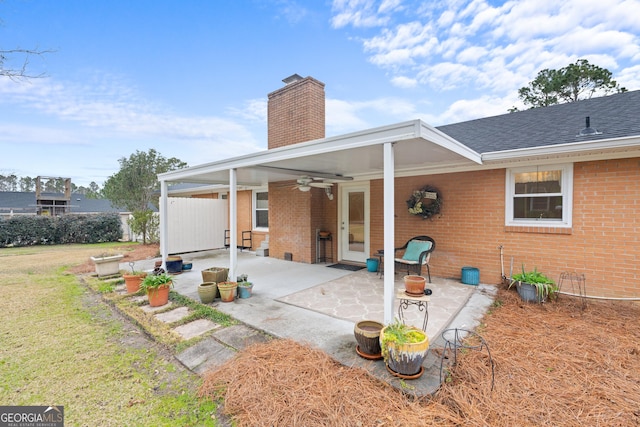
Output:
[394, 236, 435, 282]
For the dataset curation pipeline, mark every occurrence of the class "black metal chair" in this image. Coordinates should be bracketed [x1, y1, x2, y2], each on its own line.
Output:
[394, 236, 436, 282]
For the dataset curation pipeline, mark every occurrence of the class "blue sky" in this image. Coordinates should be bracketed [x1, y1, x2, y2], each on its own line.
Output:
[2, 0, 639, 187]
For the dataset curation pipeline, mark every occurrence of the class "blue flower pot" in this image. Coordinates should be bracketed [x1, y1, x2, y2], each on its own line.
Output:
[238, 283, 253, 299]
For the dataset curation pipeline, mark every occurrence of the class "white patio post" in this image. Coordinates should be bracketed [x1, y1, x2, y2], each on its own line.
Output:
[383, 141, 395, 324]
[159, 179, 169, 269]
[229, 168, 238, 282]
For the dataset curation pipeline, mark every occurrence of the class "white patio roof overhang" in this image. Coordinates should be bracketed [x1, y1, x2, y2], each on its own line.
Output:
[158, 119, 482, 324]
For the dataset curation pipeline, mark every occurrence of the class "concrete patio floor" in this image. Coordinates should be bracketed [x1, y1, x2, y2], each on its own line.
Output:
[130, 249, 496, 397]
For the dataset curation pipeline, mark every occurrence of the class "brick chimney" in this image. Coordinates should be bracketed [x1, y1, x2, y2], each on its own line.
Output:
[267, 74, 325, 149]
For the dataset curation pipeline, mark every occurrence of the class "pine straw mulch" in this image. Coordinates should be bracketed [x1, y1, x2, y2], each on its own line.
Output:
[199, 288, 640, 427]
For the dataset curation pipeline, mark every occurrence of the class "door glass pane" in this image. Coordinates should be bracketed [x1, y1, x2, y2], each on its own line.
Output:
[349, 192, 365, 253]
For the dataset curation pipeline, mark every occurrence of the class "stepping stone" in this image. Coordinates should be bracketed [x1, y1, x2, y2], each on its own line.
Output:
[173, 318, 219, 340]
[176, 336, 236, 375]
[212, 324, 271, 351]
[155, 306, 190, 323]
[141, 301, 173, 313]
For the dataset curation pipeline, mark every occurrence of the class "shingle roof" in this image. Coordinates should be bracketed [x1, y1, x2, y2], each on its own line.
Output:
[0, 192, 127, 214]
[436, 90, 640, 153]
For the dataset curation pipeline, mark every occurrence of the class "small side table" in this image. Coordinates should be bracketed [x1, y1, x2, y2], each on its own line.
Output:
[375, 250, 384, 277]
[317, 234, 333, 263]
[396, 290, 430, 331]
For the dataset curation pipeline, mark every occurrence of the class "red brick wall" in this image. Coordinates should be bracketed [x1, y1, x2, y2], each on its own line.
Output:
[267, 181, 337, 263]
[265, 76, 330, 261]
[369, 158, 640, 298]
[267, 76, 325, 149]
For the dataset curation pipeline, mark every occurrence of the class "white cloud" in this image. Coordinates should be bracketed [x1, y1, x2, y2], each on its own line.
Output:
[227, 98, 267, 123]
[331, 0, 393, 28]
[0, 73, 262, 147]
[330, 0, 639, 123]
[326, 96, 417, 133]
[425, 94, 518, 125]
[616, 64, 640, 89]
[390, 75, 417, 88]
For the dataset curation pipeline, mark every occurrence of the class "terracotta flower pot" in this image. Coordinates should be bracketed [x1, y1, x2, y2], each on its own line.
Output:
[123, 273, 146, 294]
[147, 284, 171, 307]
[218, 282, 238, 302]
[404, 275, 426, 295]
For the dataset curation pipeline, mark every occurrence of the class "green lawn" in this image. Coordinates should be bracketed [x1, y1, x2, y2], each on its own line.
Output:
[0, 243, 219, 426]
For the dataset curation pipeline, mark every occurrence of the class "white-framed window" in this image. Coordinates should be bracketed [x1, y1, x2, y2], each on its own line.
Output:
[505, 164, 573, 228]
[253, 189, 268, 230]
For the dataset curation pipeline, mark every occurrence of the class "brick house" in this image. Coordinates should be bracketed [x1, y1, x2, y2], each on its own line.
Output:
[159, 74, 640, 317]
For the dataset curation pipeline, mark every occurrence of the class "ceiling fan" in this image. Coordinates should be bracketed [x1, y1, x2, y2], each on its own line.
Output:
[292, 176, 333, 192]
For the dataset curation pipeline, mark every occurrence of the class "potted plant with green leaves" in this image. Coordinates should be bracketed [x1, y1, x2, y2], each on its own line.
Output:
[140, 271, 173, 307]
[379, 319, 429, 379]
[237, 279, 253, 299]
[122, 262, 147, 294]
[510, 265, 558, 303]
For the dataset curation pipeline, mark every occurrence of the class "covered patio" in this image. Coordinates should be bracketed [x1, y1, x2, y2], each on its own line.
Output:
[158, 120, 483, 327]
[133, 249, 496, 396]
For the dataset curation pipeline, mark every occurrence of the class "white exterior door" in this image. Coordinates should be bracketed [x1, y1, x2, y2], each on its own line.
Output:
[339, 182, 370, 263]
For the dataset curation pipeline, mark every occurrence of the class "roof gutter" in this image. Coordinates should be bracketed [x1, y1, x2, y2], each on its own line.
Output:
[158, 119, 483, 183]
[482, 135, 640, 162]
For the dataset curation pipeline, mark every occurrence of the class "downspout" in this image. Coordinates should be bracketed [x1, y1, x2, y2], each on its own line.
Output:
[383, 142, 395, 324]
[229, 168, 238, 282]
[159, 179, 169, 270]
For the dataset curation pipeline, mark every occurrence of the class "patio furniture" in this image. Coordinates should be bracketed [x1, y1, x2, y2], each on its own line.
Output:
[224, 230, 252, 251]
[396, 289, 430, 331]
[316, 232, 333, 263]
[394, 236, 435, 282]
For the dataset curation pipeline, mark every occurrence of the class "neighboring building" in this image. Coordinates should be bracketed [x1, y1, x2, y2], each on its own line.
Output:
[159, 75, 640, 301]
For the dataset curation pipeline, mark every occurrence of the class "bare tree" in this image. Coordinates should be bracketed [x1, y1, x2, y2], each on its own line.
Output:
[1, 47, 52, 80]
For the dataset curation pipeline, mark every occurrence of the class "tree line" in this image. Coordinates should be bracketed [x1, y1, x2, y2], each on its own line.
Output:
[0, 175, 102, 197]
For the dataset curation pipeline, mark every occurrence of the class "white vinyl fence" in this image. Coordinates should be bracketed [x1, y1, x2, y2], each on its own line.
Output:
[167, 197, 228, 254]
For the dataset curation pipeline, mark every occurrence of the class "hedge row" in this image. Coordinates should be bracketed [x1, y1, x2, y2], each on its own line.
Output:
[0, 213, 122, 247]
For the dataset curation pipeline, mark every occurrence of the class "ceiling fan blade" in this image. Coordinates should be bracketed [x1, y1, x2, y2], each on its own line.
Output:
[308, 182, 333, 188]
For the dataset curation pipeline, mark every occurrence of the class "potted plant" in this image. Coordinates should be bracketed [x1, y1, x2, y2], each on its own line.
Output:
[202, 267, 229, 284]
[237, 281, 253, 299]
[379, 319, 429, 378]
[198, 282, 217, 304]
[122, 262, 147, 294]
[354, 320, 383, 359]
[90, 253, 124, 277]
[403, 275, 426, 295]
[140, 271, 173, 307]
[217, 281, 238, 302]
[510, 266, 558, 303]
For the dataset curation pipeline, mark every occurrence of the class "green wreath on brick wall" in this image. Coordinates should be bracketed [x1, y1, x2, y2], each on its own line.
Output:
[406, 185, 442, 219]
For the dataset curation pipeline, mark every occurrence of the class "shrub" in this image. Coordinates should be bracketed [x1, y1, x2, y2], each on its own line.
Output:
[0, 213, 122, 247]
